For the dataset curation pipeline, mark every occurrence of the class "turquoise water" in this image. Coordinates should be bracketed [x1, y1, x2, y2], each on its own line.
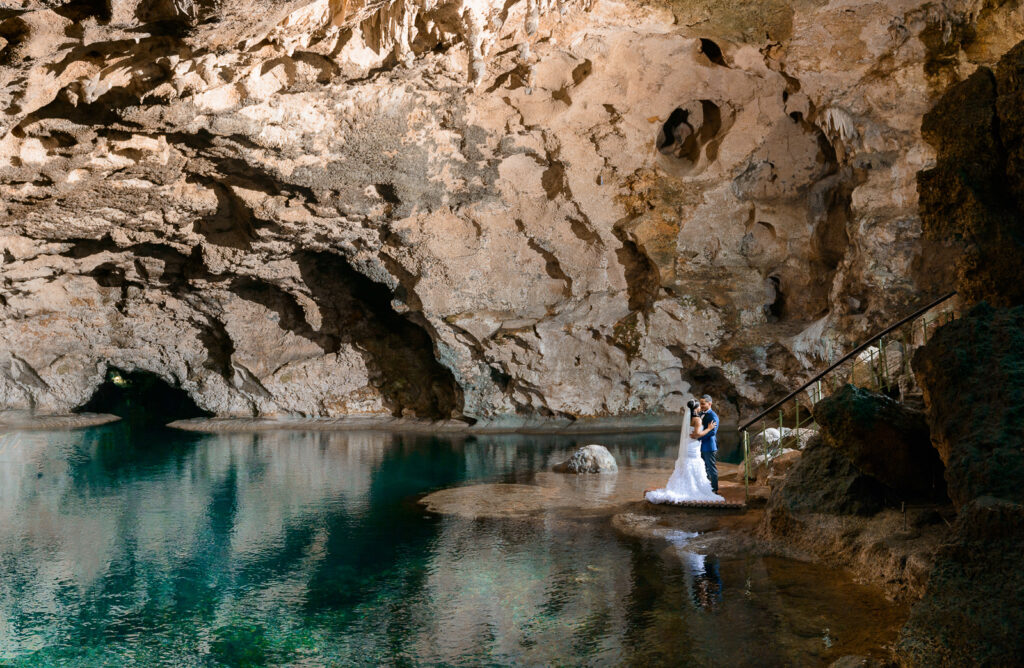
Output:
[0, 425, 904, 666]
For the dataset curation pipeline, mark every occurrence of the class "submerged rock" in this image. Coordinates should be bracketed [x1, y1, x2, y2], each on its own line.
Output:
[553, 444, 618, 474]
[813, 385, 945, 502]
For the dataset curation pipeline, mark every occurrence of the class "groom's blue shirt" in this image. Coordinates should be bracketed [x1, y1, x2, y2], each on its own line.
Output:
[700, 409, 719, 453]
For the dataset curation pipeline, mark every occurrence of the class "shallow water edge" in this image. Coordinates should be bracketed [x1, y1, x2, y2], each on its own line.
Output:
[167, 414, 686, 435]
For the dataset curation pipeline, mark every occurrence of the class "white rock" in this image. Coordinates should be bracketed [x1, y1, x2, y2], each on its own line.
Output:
[553, 444, 618, 474]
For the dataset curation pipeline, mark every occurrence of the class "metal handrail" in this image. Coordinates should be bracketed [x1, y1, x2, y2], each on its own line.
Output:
[737, 291, 957, 432]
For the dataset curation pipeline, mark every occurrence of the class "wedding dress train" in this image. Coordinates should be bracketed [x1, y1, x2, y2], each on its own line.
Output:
[646, 426, 724, 504]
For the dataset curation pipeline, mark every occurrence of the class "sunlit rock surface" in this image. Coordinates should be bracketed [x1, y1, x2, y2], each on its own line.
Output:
[552, 443, 617, 473]
[1, 0, 1022, 420]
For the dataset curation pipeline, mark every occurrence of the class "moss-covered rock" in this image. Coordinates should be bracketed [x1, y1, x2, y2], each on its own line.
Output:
[813, 385, 946, 502]
[897, 496, 1024, 666]
[765, 435, 890, 517]
[912, 303, 1024, 509]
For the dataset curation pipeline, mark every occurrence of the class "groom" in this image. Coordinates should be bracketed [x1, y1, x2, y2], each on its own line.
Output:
[696, 394, 719, 493]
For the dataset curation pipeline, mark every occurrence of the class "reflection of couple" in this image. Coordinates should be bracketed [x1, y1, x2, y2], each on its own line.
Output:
[684, 552, 723, 612]
[646, 394, 723, 504]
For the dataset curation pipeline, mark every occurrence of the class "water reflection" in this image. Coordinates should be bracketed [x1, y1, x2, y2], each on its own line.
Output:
[661, 532, 723, 613]
[0, 426, 905, 665]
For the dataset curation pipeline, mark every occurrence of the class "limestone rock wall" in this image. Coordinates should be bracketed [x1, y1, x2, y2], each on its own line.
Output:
[1, 0, 1021, 420]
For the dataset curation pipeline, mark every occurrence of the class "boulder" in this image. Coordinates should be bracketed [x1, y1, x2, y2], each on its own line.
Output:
[765, 436, 890, 516]
[912, 303, 1024, 508]
[813, 384, 946, 501]
[895, 44, 1024, 667]
[552, 444, 618, 474]
[897, 496, 1024, 666]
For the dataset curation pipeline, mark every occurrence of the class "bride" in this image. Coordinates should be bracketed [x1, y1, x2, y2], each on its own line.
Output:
[646, 400, 724, 504]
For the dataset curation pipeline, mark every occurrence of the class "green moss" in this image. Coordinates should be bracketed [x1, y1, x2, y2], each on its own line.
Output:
[611, 312, 644, 360]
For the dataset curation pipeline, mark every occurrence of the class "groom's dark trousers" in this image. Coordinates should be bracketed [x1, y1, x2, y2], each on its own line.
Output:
[700, 450, 718, 493]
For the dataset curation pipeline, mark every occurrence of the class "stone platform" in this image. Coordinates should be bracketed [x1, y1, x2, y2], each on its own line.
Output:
[650, 499, 746, 510]
[643, 477, 749, 510]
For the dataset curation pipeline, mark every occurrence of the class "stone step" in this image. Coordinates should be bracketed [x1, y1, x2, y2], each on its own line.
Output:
[902, 392, 926, 410]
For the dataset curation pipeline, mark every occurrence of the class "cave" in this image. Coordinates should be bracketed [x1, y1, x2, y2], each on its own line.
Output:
[699, 38, 727, 66]
[1, 2, 1022, 663]
[294, 251, 464, 420]
[656, 107, 696, 159]
[77, 367, 211, 426]
[766, 275, 785, 320]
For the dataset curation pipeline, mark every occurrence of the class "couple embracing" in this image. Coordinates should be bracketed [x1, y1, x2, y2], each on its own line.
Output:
[646, 394, 723, 504]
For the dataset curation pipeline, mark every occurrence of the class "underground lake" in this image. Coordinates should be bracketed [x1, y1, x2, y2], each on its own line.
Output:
[0, 423, 908, 666]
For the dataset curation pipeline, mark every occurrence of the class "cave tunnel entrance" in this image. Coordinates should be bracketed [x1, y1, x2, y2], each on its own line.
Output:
[77, 367, 211, 427]
[295, 251, 465, 420]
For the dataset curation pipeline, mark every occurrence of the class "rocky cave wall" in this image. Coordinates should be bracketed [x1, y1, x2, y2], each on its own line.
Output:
[759, 36, 1024, 665]
[1, 0, 1022, 421]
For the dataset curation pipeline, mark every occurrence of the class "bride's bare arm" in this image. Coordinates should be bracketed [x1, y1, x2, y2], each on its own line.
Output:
[690, 417, 703, 439]
[693, 418, 717, 438]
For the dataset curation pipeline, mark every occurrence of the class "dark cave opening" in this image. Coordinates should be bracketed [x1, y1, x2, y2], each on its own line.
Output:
[656, 107, 697, 160]
[767, 275, 785, 320]
[699, 38, 727, 66]
[294, 251, 464, 420]
[77, 367, 211, 426]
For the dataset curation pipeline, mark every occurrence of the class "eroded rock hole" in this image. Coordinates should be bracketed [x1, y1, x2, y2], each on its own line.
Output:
[656, 108, 696, 159]
[89, 262, 126, 288]
[53, 0, 112, 22]
[698, 100, 722, 142]
[656, 101, 724, 165]
[612, 232, 660, 314]
[374, 183, 401, 205]
[295, 252, 463, 419]
[699, 38, 727, 66]
[77, 367, 210, 426]
[766, 275, 785, 320]
[0, 17, 30, 66]
[571, 59, 593, 85]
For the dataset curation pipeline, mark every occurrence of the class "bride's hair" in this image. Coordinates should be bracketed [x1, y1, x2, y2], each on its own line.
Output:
[686, 399, 699, 419]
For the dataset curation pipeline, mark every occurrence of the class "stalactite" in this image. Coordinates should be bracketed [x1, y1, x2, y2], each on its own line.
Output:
[525, 0, 539, 36]
[396, 1, 417, 68]
[464, 6, 487, 85]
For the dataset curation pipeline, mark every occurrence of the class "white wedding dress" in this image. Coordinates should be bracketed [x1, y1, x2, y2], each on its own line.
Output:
[646, 423, 724, 504]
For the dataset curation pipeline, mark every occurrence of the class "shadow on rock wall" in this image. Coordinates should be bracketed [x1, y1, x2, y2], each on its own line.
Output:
[899, 38, 1024, 668]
